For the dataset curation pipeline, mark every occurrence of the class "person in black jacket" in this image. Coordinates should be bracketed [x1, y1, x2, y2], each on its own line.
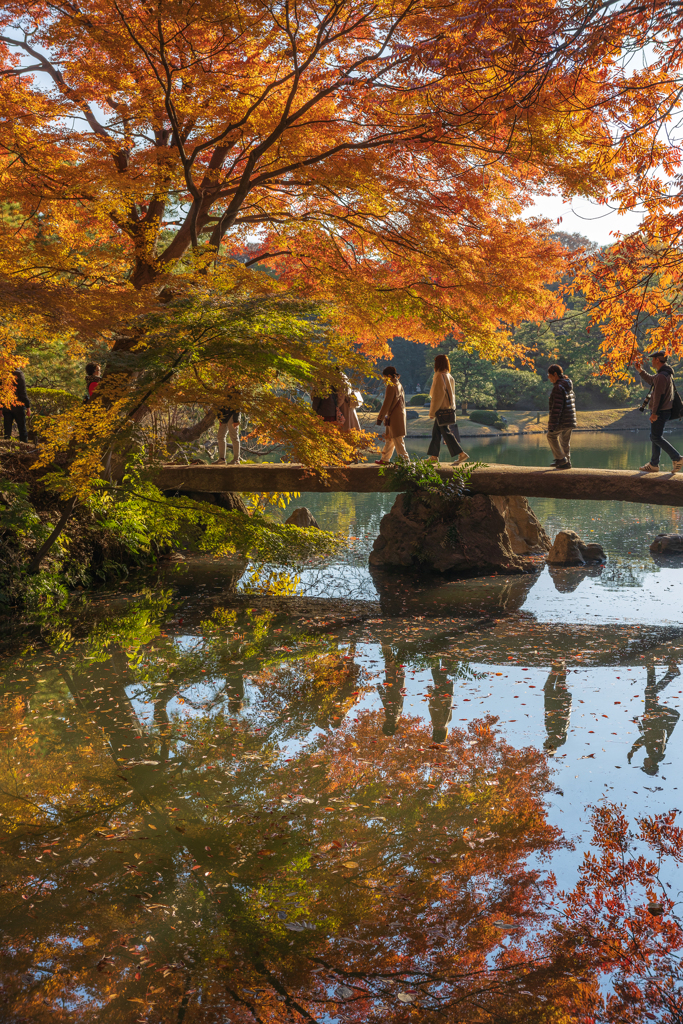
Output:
[637, 351, 683, 473]
[1, 369, 30, 442]
[546, 363, 577, 470]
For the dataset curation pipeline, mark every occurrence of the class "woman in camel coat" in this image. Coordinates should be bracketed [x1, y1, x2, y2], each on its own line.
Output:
[375, 366, 409, 463]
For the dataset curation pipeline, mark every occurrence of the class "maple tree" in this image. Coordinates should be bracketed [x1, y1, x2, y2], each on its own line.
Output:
[0, 0, 669, 477]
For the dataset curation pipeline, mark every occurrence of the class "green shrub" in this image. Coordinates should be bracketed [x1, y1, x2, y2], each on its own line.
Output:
[469, 410, 508, 429]
[365, 396, 382, 412]
[407, 393, 428, 406]
[30, 388, 80, 415]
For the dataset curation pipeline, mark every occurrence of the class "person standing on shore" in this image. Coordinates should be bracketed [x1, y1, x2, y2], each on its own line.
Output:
[638, 351, 683, 473]
[375, 366, 409, 464]
[547, 363, 576, 470]
[1, 368, 30, 442]
[427, 354, 469, 464]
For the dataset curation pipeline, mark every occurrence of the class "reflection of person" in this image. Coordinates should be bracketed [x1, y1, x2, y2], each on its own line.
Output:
[2, 368, 31, 442]
[375, 366, 409, 464]
[428, 663, 454, 743]
[543, 660, 572, 752]
[336, 374, 361, 433]
[547, 364, 576, 470]
[226, 673, 245, 715]
[427, 354, 468, 465]
[638, 352, 683, 473]
[378, 646, 405, 735]
[628, 660, 680, 775]
[217, 406, 241, 464]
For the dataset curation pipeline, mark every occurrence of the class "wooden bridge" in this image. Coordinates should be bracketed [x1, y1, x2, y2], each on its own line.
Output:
[153, 463, 683, 507]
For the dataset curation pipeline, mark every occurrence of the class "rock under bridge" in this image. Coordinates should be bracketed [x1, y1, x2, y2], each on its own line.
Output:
[152, 463, 683, 507]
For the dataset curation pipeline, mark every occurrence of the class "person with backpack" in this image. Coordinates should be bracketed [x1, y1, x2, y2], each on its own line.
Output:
[547, 363, 577, 469]
[375, 366, 409, 463]
[427, 354, 469, 464]
[638, 351, 683, 473]
[1, 368, 30, 441]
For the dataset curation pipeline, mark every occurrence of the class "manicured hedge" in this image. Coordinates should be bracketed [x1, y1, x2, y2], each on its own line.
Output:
[469, 409, 508, 429]
[407, 393, 428, 406]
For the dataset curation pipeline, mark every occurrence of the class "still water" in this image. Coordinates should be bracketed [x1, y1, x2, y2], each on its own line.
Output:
[2, 431, 683, 1021]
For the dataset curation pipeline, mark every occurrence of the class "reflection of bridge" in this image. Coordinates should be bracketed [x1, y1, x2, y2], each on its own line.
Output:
[153, 463, 683, 507]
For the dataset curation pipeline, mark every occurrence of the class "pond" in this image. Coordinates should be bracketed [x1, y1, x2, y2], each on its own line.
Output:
[1, 430, 683, 1022]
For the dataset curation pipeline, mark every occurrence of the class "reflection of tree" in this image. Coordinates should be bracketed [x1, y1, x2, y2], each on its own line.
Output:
[0, 637, 595, 1023]
[377, 645, 404, 735]
[543, 660, 572, 752]
[628, 660, 680, 775]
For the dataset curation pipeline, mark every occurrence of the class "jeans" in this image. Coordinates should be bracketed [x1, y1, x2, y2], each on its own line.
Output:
[427, 418, 463, 459]
[650, 409, 681, 465]
[2, 407, 27, 442]
[547, 427, 572, 461]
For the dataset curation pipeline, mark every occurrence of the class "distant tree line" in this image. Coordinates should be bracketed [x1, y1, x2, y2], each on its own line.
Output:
[379, 233, 650, 410]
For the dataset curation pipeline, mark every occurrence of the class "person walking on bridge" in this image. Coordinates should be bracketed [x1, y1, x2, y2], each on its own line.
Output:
[427, 354, 469, 464]
[547, 364, 576, 470]
[375, 366, 410, 464]
[638, 351, 683, 473]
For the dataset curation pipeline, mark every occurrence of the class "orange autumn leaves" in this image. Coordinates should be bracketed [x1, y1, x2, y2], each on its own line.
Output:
[0, 0, 653, 362]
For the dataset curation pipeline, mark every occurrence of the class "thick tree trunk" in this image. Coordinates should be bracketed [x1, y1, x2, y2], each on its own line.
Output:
[149, 462, 683, 507]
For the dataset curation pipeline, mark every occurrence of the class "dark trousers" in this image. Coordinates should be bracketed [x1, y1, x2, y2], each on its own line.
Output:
[650, 410, 681, 465]
[427, 418, 463, 459]
[2, 407, 27, 442]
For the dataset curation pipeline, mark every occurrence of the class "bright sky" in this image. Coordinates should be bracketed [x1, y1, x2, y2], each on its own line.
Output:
[529, 191, 645, 246]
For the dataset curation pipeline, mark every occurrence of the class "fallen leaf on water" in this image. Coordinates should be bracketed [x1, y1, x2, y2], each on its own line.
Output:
[337, 985, 354, 998]
[398, 992, 416, 1003]
[343, 861, 359, 869]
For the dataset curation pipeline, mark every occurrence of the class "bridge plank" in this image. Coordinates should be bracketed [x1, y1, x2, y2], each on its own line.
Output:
[152, 463, 683, 507]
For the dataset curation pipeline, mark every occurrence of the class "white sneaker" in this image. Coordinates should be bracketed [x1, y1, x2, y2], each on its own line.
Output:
[453, 452, 470, 464]
[640, 462, 660, 472]
[673, 459, 683, 473]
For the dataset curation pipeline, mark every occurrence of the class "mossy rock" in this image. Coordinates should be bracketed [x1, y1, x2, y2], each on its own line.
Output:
[469, 409, 507, 430]
[30, 388, 80, 415]
[407, 393, 428, 406]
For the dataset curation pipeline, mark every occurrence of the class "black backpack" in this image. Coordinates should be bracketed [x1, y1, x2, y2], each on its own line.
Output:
[671, 385, 683, 420]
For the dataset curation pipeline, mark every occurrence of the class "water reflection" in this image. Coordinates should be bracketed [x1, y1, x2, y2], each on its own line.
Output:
[628, 659, 681, 775]
[543, 660, 572, 752]
[428, 662, 454, 743]
[378, 644, 404, 735]
[2, 581, 683, 1018]
[547, 565, 603, 594]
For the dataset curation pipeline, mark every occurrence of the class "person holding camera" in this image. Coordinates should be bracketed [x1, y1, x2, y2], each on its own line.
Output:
[374, 366, 409, 464]
[638, 352, 683, 473]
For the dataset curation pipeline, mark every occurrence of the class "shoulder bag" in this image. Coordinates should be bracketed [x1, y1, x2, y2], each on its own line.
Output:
[435, 373, 456, 425]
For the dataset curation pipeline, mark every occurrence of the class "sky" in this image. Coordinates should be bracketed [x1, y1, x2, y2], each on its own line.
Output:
[529, 192, 645, 246]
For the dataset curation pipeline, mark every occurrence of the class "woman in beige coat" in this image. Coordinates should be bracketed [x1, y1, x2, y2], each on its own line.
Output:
[428, 353, 469, 464]
[337, 373, 361, 432]
[374, 366, 409, 464]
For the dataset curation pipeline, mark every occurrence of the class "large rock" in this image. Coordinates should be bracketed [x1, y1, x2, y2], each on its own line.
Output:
[491, 495, 550, 555]
[547, 529, 606, 566]
[650, 533, 683, 554]
[285, 507, 319, 528]
[369, 492, 546, 576]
